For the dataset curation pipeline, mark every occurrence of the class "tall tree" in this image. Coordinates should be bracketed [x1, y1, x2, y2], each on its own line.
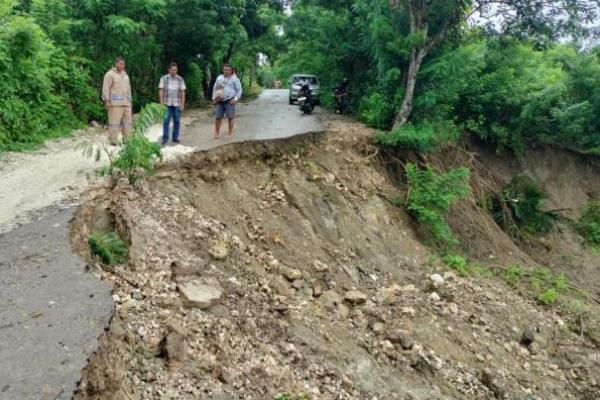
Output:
[390, 0, 600, 130]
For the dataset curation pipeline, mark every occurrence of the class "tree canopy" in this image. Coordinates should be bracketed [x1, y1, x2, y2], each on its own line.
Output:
[0, 0, 599, 156]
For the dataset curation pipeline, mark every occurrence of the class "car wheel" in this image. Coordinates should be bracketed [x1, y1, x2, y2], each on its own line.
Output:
[289, 97, 294, 105]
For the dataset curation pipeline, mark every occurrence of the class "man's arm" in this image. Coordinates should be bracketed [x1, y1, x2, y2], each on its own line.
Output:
[180, 79, 186, 110]
[101, 72, 112, 109]
[235, 77, 243, 101]
[212, 76, 221, 98]
[158, 77, 164, 105]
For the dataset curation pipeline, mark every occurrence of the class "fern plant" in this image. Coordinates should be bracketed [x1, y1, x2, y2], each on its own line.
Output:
[96, 103, 164, 184]
[489, 173, 565, 235]
[405, 163, 471, 247]
[88, 231, 128, 265]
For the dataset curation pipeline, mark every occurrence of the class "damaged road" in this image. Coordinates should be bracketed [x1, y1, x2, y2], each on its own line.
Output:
[72, 119, 600, 399]
[0, 89, 324, 400]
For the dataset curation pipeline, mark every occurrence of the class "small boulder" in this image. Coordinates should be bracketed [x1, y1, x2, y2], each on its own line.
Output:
[429, 273, 444, 286]
[162, 332, 187, 368]
[387, 329, 414, 350]
[280, 265, 302, 281]
[209, 241, 229, 260]
[344, 290, 368, 305]
[178, 280, 223, 309]
[314, 260, 329, 272]
[270, 275, 293, 297]
[520, 328, 535, 347]
[429, 292, 441, 302]
[372, 322, 386, 335]
[320, 290, 342, 310]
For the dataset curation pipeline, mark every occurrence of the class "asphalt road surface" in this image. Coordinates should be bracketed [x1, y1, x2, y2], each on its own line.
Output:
[0, 88, 324, 400]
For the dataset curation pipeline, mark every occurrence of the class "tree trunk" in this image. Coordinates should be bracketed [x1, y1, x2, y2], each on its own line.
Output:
[392, 46, 426, 130]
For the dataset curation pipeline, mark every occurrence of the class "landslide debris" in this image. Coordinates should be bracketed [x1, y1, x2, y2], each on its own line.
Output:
[73, 119, 600, 400]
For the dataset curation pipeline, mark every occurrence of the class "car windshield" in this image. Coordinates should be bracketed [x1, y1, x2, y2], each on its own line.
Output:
[294, 76, 318, 85]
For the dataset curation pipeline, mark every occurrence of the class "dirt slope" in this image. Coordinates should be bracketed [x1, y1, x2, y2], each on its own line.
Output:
[72, 119, 600, 399]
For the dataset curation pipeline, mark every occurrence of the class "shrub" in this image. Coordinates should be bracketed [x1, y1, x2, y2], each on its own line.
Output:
[98, 103, 164, 184]
[443, 254, 491, 277]
[443, 254, 469, 276]
[88, 231, 128, 265]
[359, 91, 396, 130]
[503, 265, 524, 285]
[489, 173, 564, 235]
[374, 121, 460, 153]
[531, 267, 569, 305]
[575, 200, 600, 247]
[405, 163, 471, 247]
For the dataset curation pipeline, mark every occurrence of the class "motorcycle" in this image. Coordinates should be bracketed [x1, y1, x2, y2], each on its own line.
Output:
[297, 84, 315, 115]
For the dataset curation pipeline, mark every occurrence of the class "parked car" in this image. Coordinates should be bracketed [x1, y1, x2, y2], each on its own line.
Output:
[288, 74, 320, 104]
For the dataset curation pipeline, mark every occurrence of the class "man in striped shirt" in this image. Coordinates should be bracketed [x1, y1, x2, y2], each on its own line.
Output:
[159, 62, 186, 145]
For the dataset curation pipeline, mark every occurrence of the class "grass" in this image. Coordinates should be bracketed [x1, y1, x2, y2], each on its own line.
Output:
[442, 254, 492, 277]
[88, 231, 128, 265]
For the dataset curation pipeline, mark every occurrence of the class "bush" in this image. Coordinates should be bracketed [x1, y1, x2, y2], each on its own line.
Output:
[488, 173, 564, 235]
[184, 62, 203, 105]
[98, 103, 164, 184]
[531, 267, 569, 305]
[88, 231, 128, 265]
[575, 200, 600, 246]
[359, 91, 397, 130]
[374, 121, 460, 153]
[0, 15, 87, 152]
[443, 253, 491, 277]
[503, 265, 524, 285]
[405, 163, 471, 247]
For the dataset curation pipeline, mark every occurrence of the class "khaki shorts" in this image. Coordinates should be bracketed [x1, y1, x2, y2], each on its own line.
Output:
[107, 106, 132, 144]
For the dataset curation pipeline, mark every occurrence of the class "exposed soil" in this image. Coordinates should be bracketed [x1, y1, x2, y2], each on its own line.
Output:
[72, 118, 600, 399]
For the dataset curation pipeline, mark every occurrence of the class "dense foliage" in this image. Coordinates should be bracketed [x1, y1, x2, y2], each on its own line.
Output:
[88, 231, 128, 265]
[0, 0, 284, 152]
[275, 0, 600, 154]
[404, 163, 471, 247]
[1, 0, 598, 158]
[489, 173, 565, 235]
[575, 200, 600, 246]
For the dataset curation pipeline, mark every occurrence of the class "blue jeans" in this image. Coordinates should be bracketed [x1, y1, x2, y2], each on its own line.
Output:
[163, 106, 181, 142]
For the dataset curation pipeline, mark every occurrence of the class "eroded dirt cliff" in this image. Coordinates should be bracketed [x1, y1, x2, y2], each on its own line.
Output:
[72, 119, 600, 399]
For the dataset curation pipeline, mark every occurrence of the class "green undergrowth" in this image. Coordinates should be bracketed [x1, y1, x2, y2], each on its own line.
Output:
[374, 121, 459, 153]
[487, 173, 566, 236]
[403, 163, 471, 248]
[438, 251, 600, 340]
[86, 103, 164, 184]
[442, 254, 492, 277]
[440, 254, 570, 306]
[575, 200, 600, 247]
[88, 231, 128, 266]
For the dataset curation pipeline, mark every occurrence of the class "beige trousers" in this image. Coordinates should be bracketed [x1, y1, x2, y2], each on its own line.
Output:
[107, 106, 133, 144]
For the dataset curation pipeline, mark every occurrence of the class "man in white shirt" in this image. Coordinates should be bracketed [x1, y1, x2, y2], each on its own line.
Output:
[212, 64, 242, 138]
[159, 62, 186, 144]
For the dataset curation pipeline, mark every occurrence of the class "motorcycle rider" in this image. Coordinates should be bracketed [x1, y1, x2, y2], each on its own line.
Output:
[334, 78, 349, 114]
[297, 80, 315, 114]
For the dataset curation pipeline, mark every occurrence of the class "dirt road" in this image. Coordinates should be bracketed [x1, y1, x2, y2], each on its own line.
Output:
[0, 89, 323, 400]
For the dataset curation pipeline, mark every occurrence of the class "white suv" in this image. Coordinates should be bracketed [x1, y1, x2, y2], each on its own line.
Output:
[288, 74, 320, 104]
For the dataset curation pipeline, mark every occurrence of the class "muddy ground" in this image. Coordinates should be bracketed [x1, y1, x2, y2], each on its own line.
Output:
[72, 118, 600, 399]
